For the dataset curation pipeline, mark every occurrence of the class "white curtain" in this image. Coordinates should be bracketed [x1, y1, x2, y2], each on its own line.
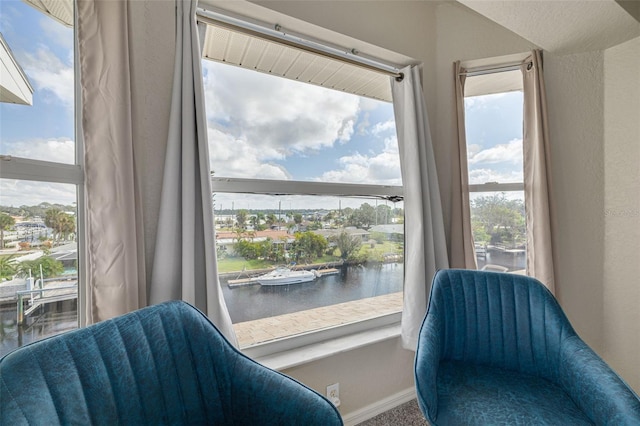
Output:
[149, 0, 236, 344]
[450, 61, 478, 270]
[392, 66, 449, 350]
[77, 0, 146, 324]
[522, 50, 556, 293]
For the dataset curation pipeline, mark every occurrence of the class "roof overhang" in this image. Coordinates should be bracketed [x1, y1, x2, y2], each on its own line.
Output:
[22, 0, 73, 27]
[0, 33, 33, 105]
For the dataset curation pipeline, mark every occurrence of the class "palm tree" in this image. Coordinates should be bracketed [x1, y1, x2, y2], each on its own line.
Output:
[0, 213, 15, 249]
[0, 254, 18, 279]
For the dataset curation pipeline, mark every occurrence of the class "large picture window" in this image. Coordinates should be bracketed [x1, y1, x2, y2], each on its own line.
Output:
[200, 18, 404, 349]
[0, 0, 81, 357]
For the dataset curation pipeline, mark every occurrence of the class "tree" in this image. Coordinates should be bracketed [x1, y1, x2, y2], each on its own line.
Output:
[292, 231, 328, 263]
[0, 254, 17, 279]
[349, 203, 376, 228]
[236, 209, 248, 230]
[0, 213, 15, 249]
[44, 208, 76, 243]
[331, 231, 362, 260]
[470, 193, 525, 246]
[17, 256, 64, 279]
[293, 213, 303, 225]
[266, 213, 277, 229]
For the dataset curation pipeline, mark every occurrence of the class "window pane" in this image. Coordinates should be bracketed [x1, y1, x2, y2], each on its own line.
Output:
[213, 193, 404, 348]
[203, 60, 401, 186]
[1, 179, 78, 357]
[0, 2, 75, 164]
[470, 191, 526, 273]
[465, 92, 523, 185]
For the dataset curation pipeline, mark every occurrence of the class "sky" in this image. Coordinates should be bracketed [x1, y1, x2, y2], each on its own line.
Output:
[0, 1, 524, 212]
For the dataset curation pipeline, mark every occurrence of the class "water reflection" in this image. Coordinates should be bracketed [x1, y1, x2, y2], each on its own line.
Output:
[0, 301, 77, 358]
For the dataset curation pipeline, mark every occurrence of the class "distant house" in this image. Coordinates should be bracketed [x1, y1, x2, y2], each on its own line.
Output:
[369, 224, 404, 242]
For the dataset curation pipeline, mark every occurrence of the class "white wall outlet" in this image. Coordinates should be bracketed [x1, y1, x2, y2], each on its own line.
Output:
[326, 383, 341, 407]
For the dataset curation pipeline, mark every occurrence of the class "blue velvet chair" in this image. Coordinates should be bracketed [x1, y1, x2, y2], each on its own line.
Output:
[0, 300, 343, 425]
[415, 269, 640, 425]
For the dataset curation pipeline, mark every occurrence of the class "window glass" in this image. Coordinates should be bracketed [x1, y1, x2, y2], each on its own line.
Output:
[469, 191, 526, 273]
[0, 1, 78, 357]
[465, 92, 523, 185]
[0, 1, 75, 164]
[465, 90, 526, 271]
[204, 61, 401, 186]
[203, 54, 404, 348]
[0, 179, 78, 357]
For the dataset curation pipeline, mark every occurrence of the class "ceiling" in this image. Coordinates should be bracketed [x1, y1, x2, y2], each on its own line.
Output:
[457, 0, 640, 54]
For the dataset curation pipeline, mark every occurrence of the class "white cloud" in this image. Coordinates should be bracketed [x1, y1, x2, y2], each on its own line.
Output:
[208, 128, 289, 180]
[371, 119, 396, 136]
[21, 46, 74, 108]
[468, 139, 522, 166]
[317, 136, 402, 185]
[468, 168, 523, 185]
[202, 61, 360, 156]
[1, 138, 74, 164]
[0, 179, 76, 207]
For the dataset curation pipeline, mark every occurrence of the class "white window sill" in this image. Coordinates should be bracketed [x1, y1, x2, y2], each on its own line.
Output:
[250, 322, 402, 371]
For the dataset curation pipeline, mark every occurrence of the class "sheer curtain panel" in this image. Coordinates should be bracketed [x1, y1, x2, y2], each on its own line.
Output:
[149, 0, 236, 344]
[392, 66, 449, 351]
[77, 0, 147, 324]
[450, 61, 478, 270]
[522, 51, 556, 293]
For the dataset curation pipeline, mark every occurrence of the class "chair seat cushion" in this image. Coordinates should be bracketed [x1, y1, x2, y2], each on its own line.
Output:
[435, 360, 593, 425]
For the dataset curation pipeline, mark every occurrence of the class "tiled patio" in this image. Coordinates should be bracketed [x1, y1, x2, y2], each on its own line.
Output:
[234, 292, 403, 348]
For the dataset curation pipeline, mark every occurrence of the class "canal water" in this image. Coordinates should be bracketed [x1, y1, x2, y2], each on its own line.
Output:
[222, 263, 404, 323]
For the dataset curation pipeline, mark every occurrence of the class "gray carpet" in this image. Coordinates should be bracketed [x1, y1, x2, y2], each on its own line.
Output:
[358, 399, 428, 425]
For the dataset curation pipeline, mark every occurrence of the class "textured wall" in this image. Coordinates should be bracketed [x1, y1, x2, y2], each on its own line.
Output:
[544, 51, 607, 355]
[603, 36, 640, 391]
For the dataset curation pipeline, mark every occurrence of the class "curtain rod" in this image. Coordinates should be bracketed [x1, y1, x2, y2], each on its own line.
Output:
[458, 63, 525, 77]
[196, 10, 404, 82]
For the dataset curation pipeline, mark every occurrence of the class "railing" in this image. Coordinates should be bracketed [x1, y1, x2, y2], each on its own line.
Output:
[16, 281, 78, 324]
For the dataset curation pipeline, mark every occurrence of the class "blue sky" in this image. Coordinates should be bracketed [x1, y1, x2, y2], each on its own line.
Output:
[0, 0, 523, 211]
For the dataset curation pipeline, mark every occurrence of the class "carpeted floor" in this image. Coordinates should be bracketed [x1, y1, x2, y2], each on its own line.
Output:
[358, 399, 429, 425]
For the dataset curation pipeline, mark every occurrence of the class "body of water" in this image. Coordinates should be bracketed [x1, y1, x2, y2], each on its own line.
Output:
[222, 263, 404, 323]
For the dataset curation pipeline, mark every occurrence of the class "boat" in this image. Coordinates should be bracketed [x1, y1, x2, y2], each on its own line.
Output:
[250, 267, 319, 286]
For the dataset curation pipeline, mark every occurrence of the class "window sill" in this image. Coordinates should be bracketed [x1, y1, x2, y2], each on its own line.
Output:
[248, 321, 402, 371]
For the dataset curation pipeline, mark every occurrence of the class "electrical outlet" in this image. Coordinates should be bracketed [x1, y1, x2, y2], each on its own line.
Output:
[326, 383, 340, 407]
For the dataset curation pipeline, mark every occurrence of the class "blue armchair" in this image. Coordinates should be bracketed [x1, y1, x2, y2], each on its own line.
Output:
[415, 269, 640, 425]
[1, 300, 343, 425]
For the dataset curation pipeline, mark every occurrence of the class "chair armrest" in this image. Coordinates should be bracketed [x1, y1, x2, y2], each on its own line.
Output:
[559, 335, 640, 425]
[415, 312, 442, 423]
[229, 354, 343, 425]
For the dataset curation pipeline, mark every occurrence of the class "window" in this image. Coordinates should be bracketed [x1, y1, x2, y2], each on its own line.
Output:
[200, 17, 404, 350]
[0, 1, 81, 357]
[464, 70, 526, 273]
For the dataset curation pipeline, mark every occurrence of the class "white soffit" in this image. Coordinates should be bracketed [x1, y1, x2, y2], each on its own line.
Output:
[0, 33, 33, 105]
[201, 23, 393, 102]
[457, 0, 640, 54]
[22, 0, 73, 27]
[465, 70, 522, 97]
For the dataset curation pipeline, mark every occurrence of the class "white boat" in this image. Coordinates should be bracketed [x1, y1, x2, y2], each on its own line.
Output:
[250, 267, 319, 286]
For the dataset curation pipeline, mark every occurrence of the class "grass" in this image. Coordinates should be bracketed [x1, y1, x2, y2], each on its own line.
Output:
[216, 242, 402, 274]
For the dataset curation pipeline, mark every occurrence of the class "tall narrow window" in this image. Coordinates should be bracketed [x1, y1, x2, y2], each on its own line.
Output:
[0, 1, 80, 357]
[464, 71, 526, 273]
[200, 18, 404, 350]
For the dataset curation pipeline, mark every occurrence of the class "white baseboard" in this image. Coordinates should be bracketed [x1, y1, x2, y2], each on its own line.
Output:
[342, 387, 417, 426]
